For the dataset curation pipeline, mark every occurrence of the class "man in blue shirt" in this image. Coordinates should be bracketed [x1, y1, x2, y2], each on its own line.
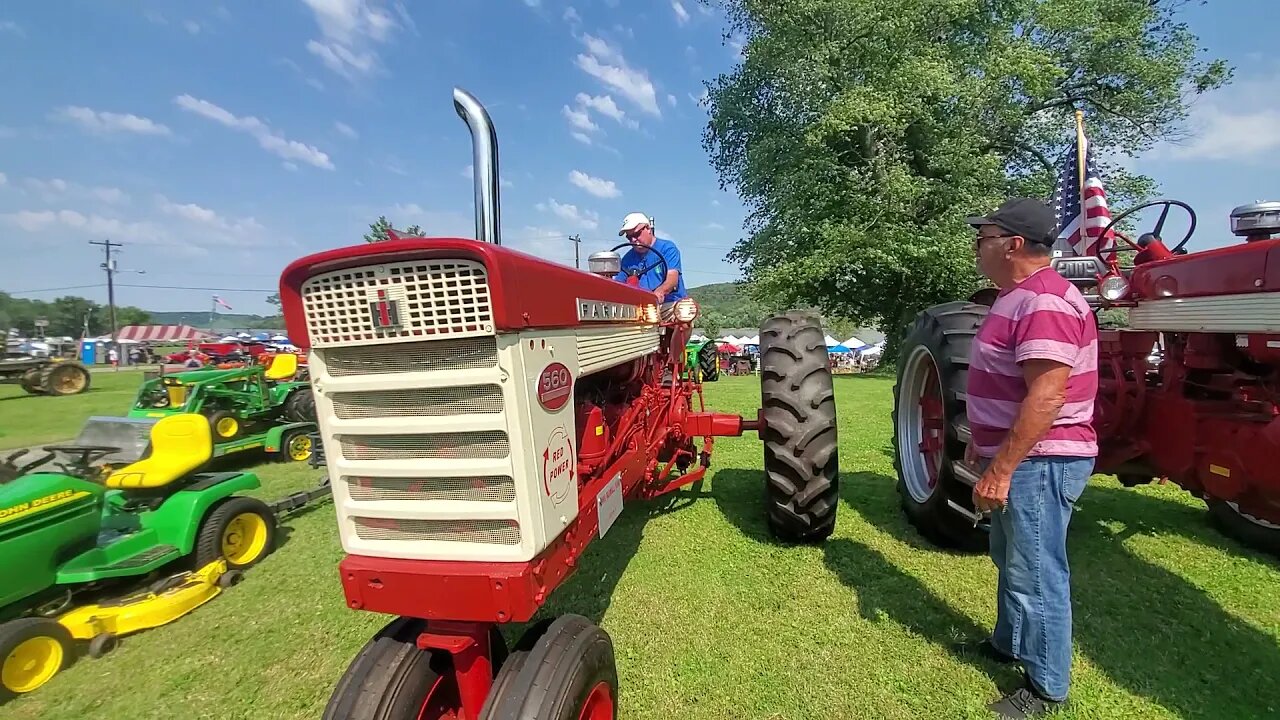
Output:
[614, 212, 687, 304]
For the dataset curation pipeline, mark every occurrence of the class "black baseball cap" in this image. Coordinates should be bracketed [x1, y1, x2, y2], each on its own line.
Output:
[967, 197, 1058, 246]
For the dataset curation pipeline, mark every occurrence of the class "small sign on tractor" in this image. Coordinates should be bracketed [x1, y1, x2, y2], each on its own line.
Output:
[278, 87, 841, 720]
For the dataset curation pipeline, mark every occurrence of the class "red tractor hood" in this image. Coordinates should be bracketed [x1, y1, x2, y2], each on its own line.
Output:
[278, 237, 659, 349]
[1131, 236, 1280, 300]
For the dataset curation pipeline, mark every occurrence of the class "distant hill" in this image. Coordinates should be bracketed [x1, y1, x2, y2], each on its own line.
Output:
[145, 311, 284, 332]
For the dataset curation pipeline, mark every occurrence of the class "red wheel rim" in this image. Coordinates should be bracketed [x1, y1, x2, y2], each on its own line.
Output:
[577, 681, 615, 720]
[416, 674, 463, 720]
[918, 359, 945, 489]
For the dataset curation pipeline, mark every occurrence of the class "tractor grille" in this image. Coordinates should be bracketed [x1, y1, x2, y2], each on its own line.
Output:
[345, 475, 516, 503]
[300, 259, 494, 347]
[352, 517, 521, 545]
[330, 385, 504, 419]
[321, 337, 498, 377]
[338, 432, 510, 460]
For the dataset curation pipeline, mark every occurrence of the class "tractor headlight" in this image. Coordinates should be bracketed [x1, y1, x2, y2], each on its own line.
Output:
[674, 298, 700, 323]
[642, 304, 660, 324]
[1099, 273, 1131, 301]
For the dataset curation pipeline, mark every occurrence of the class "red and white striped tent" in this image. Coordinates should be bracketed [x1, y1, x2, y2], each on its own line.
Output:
[114, 325, 215, 342]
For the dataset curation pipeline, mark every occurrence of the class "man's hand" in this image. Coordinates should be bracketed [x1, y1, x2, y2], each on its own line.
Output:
[653, 288, 666, 301]
[975, 358, 1071, 513]
[973, 465, 1011, 513]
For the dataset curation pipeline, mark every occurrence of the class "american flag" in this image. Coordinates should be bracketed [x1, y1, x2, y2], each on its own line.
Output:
[212, 294, 233, 311]
[1050, 123, 1114, 256]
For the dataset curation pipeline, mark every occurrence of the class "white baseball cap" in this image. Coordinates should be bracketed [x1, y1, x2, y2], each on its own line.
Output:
[618, 211, 651, 235]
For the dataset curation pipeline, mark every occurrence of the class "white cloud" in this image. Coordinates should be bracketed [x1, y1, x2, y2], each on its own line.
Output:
[727, 32, 746, 60]
[705, 222, 725, 230]
[569, 170, 620, 198]
[0, 20, 22, 35]
[1164, 106, 1280, 161]
[299, 0, 407, 80]
[20, 177, 129, 205]
[575, 34, 660, 116]
[689, 88, 709, 107]
[522, 0, 540, 6]
[563, 6, 581, 24]
[93, 187, 129, 204]
[539, 198, 599, 230]
[174, 94, 334, 169]
[574, 93, 639, 130]
[184, 19, 201, 34]
[0, 172, 6, 185]
[571, 131, 593, 146]
[667, 94, 677, 107]
[25, 178, 68, 194]
[672, 1, 690, 25]
[334, 121, 358, 139]
[52, 106, 171, 136]
[562, 104, 599, 133]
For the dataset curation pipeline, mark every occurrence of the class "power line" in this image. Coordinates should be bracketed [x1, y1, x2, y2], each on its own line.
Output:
[6, 283, 106, 295]
[116, 283, 276, 293]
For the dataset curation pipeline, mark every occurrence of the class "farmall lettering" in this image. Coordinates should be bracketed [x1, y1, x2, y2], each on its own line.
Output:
[577, 299, 639, 322]
[542, 426, 576, 505]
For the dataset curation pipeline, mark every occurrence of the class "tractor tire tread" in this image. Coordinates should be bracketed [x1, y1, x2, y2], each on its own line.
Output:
[192, 495, 278, 570]
[480, 614, 617, 720]
[759, 312, 839, 543]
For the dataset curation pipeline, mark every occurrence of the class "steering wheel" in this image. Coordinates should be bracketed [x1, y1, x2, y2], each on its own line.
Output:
[41, 444, 122, 474]
[1097, 199, 1197, 259]
[610, 241, 669, 289]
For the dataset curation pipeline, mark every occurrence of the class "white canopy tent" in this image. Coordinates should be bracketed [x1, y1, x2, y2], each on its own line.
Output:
[842, 336, 868, 349]
[741, 335, 760, 345]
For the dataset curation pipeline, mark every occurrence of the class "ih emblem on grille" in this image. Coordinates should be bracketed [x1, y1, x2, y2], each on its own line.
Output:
[369, 288, 402, 330]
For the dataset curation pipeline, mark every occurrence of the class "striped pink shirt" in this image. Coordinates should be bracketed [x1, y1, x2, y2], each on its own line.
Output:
[968, 265, 1098, 458]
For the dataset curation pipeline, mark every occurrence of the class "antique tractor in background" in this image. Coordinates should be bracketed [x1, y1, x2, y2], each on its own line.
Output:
[0, 356, 91, 396]
[278, 87, 839, 720]
[893, 198, 1280, 556]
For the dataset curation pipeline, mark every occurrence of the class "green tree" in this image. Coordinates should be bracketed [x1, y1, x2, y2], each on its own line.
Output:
[115, 306, 153, 328]
[704, 0, 1230, 352]
[364, 216, 425, 242]
[266, 292, 280, 308]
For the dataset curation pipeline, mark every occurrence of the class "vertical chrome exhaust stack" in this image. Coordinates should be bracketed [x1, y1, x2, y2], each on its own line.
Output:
[452, 87, 502, 246]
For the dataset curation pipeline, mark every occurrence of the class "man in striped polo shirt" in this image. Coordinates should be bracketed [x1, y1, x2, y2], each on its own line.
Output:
[963, 197, 1098, 719]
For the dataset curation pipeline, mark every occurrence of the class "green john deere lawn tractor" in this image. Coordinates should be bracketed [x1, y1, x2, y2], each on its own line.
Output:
[0, 412, 330, 700]
[684, 338, 720, 383]
[129, 354, 317, 463]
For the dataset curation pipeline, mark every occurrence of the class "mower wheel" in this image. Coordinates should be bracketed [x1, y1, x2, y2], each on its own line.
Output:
[892, 301, 988, 552]
[758, 312, 839, 543]
[208, 411, 243, 442]
[480, 614, 617, 720]
[41, 362, 90, 396]
[0, 617, 72, 699]
[324, 617, 508, 720]
[194, 496, 277, 570]
[20, 369, 44, 395]
[1206, 499, 1280, 556]
[278, 427, 315, 463]
[87, 632, 118, 659]
[284, 388, 317, 423]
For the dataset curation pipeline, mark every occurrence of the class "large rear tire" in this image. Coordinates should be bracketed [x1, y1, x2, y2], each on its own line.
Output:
[480, 615, 617, 720]
[892, 301, 988, 551]
[1206, 499, 1280, 556]
[758, 312, 839, 543]
[41, 362, 90, 396]
[284, 388, 317, 423]
[697, 344, 719, 382]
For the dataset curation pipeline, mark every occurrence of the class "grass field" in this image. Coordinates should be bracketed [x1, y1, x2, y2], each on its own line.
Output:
[3, 375, 1279, 719]
[0, 370, 145, 451]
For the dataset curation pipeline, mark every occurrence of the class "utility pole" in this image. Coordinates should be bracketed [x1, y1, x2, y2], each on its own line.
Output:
[569, 234, 582, 269]
[89, 238, 123, 345]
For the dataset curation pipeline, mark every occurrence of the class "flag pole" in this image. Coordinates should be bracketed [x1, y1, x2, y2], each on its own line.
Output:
[1075, 108, 1087, 208]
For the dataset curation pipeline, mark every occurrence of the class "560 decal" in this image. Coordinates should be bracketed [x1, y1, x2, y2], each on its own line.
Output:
[536, 362, 573, 411]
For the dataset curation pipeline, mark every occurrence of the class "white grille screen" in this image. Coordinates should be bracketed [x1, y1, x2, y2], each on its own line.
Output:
[339, 432, 510, 460]
[352, 517, 521, 545]
[331, 385, 504, 419]
[301, 259, 493, 347]
[321, 337, 498, 377]
[345, 475, 516, 503]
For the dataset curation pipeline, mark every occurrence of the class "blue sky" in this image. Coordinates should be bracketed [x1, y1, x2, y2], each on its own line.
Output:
[0, 0, 1274, 316]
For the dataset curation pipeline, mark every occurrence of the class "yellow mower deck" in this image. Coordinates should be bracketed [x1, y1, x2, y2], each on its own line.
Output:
[57, 559, 231, 642]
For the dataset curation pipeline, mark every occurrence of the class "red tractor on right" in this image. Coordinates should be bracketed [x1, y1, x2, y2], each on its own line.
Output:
[893, 198, 1280, 556]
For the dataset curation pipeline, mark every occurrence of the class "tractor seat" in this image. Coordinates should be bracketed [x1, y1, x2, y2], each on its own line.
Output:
[263, 353, 298, 381]
[104, 413, 213, 490]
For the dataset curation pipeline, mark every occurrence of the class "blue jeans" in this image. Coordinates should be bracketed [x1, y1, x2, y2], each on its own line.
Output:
[987, 455, 1093, 701]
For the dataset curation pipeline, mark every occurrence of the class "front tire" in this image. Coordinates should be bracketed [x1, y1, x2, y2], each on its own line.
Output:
[0, 618, 72, 699]
[480, 614, 617, 720]
[892, 301, 988, 551]
[758, 312, 839, 543]
[1206, 499, 1280, 556]
[194, 496, 277, 570]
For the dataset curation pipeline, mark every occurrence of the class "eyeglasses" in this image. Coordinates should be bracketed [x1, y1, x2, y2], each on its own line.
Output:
[974, 233, 1018, 251]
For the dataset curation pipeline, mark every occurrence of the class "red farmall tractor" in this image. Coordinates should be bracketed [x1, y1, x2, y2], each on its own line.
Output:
[893, 197, 1280, 556]
[277, 88, 840, 720]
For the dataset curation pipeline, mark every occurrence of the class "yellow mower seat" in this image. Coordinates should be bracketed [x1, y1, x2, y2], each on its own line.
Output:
[105, 414, 213, 490]
[264, 353, 298, 381]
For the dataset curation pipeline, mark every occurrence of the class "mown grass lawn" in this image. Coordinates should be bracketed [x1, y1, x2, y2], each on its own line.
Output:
[0, 370, 145, 450]
[4, 375, 1279, 719]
